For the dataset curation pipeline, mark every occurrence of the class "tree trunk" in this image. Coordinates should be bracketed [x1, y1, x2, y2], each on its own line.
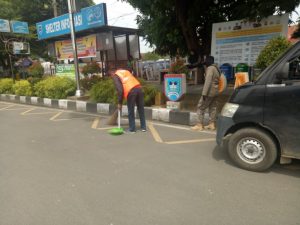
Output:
[175, 0, 200, 55]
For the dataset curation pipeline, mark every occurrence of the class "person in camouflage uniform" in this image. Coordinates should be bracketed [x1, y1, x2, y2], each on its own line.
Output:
[191, 56, 220, 131]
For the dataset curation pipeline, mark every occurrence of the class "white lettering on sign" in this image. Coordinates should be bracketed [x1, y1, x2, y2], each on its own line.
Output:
[45, 21, 61, 34]
[74, 15, 83, 26]
[60, 19, 70, 30]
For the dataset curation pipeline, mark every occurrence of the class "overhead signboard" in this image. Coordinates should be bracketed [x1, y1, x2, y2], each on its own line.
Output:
[0, 19, 10, 33]
[36, 3, 107, 40]
[55, 34, 97, 60]
[211, 14, 289, 66]
[11, 21, 29, 34]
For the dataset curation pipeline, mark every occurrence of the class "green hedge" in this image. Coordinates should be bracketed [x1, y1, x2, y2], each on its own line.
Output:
[34, 76, 76, 99]
[13, 80, 33, 96]
[0, 78, 14, 94]
[90, 78, 158, 106]
[80, 75, 102, 91]
[28, 62, 44, 78]
[90, 78, 118, 104]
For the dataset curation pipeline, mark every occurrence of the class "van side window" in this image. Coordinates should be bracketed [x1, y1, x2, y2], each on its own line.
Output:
[288, 57, 300, 80]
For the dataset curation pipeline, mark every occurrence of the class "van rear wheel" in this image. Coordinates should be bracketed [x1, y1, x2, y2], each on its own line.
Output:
[228, 128, 277, 172]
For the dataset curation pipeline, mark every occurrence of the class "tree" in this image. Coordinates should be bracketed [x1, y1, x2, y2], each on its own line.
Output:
[124, 0, 300, 58]
[256, 36, 291, 69]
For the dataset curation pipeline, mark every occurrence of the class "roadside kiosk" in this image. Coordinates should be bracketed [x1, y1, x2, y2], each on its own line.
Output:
[36, 3, 141, 77]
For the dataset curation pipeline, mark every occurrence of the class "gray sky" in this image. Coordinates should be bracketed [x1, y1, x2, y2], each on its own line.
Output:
[94, 0, 153, 53]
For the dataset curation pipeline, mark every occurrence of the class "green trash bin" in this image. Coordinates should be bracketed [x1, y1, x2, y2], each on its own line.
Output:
[234, 63, 249, 88]
[235, 63, 249, 73]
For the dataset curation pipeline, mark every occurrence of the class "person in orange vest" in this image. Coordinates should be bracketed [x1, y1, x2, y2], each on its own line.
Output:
[111, 69, 146, 133]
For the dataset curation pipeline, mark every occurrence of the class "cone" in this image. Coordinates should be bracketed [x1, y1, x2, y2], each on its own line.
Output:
[107, 109, 118, 125]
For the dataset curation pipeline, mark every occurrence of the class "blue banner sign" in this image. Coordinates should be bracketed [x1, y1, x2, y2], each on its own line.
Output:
[0, 19, 10, 33]
[36, 3, 107, 40]
[164, 74, 186, 101]
[11, 21, 29, 34]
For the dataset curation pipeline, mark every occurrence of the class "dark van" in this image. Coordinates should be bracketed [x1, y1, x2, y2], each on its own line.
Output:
[217, 42, 300, 171]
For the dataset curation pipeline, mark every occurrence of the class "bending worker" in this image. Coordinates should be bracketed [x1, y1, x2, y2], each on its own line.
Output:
[111, 69, 146, 133]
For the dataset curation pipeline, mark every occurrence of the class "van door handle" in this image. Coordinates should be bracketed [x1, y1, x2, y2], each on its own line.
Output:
[267, 84, 286, 88]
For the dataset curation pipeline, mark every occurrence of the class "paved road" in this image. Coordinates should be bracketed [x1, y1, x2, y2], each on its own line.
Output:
[0, 101, 299, 225]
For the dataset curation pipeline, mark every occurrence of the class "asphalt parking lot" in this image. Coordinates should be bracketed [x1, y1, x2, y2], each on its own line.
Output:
[0, 101, 299, 225]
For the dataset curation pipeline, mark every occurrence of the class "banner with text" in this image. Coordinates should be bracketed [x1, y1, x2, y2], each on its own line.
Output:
[36, 3, 107, 40]
[55, 64, 86, 79]
[55, 34, 97, 60]
[211, 14, 289, 66]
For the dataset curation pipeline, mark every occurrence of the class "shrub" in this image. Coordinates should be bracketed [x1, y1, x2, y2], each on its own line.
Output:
[89, 77, 158, 106]
[82, 62, 101, 76]
[28, 62, 44, 78]
[0, 78, 14, 94]
[27, 77, 43, 86]
[34, 76, 76, 99]
[138, 78, 159, 106]
[143, 84, 158, 106]
[89, 78, 118, 104]
[256, 36, 292, 69]
[13, 80, 33, 96]
[80, 75, 102, 91]
[169, 58, 189, 75]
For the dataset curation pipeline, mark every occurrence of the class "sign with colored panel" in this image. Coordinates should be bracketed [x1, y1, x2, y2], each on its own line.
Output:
[55, 63, 86, 79]
[164, 74, 186, 102]
[36, 3, 107, 40]
[0, 19, 10, 33]
[211, 14, 289, 66]
[11, 21, 29, 34]
[55, 34, 97, 60]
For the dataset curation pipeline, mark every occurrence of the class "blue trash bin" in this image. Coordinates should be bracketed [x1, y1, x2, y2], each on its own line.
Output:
[220, 63, 233, 80]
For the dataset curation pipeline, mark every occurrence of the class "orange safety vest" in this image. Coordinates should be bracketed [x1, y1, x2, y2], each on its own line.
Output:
[115, 70, 141, 99]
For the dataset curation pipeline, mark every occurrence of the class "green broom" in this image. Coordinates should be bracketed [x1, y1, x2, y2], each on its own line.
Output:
[108, 109, 124, 135]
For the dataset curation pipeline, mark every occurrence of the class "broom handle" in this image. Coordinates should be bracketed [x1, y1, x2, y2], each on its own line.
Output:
[118, 109, 121, 128]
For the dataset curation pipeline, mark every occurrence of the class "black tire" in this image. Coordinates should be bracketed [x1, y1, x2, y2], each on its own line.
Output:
[228, 128, 277, 172]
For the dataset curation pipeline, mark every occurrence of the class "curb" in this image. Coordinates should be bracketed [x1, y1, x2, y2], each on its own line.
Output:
[0, 94, 199, 126]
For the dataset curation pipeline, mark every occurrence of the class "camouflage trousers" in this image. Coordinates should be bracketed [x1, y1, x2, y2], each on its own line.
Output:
[196, 96, 218, 124]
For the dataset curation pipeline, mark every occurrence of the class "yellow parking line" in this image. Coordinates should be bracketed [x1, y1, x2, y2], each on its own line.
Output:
[148, 122, 163, 143]
[165, 138, 215, 145]
[0, 104, 15, 110]
[49, 112, 63, 121]
[91, 118, 100, 129]
[21, 108, 58, 116]
[97, 126, 117, 130]
[21, 108, 36, 115]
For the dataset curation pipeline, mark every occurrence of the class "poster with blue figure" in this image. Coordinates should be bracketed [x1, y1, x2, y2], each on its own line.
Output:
[164, 74, 186, 102]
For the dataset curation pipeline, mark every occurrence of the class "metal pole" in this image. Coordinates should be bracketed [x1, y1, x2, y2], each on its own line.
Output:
[8, 54, 15, 83]
[53, 0, 58, 17]
[67, 0, 83, 97]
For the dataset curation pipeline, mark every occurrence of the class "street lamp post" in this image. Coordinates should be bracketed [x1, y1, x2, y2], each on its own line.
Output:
[67, 0, 83, 97]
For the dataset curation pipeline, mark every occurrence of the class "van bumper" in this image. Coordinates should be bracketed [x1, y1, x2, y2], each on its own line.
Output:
[216, 116, 235, 146]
